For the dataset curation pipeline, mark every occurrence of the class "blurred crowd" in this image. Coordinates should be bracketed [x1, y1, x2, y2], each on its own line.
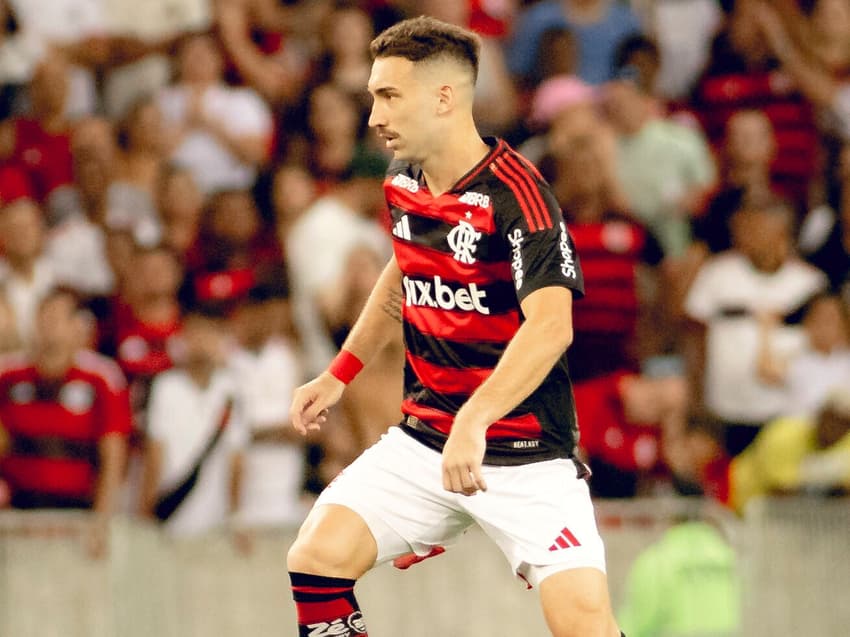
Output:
[0, 0, 849, 548]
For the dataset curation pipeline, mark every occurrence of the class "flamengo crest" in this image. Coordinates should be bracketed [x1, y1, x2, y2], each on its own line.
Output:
[447, 219, 481, 264]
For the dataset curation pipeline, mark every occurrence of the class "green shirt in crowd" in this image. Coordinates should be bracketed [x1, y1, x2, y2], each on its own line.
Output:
[618, 521, 741, 637]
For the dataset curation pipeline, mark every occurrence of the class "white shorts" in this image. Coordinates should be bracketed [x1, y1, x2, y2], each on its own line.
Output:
[314, 426, 607, 588]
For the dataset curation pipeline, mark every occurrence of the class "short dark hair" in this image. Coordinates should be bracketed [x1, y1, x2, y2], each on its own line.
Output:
[370, 16, 481, 81]
[614, 34, 659, 74]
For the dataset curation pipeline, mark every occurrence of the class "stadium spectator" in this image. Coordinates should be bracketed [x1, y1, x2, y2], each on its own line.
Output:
[602, 66, 716, 258]
[271, 163, 318, 248]
[156, 33, 273, 194]
[229, 282, 307, 529]
[286, 82, 386, 189]
[757, 292, 850, 418]
[184, 189, 283, 311]
[216, 0, 307, 108]
[669, 390, 850, 512]
[98, 244, 183, 422]
[140, 307, 247, 537]
[800, 142, 850, 294]
[113, 96, 171, 219]
[308, 3, 375, 109]
[574, 370, 687, 497]
[45, 117, 120, 295]
[522, 26, 578, 91]
[693, 110, 780, 257]
[0, 51, 74, 208]
[618, 513, 741, 637]
[636, 0, 722, 100]
[286, 159, 389, 376]
[157, 165, 205, 258]
[731, 387, 850, 507]
[0, 287, 131, 556]
[527, 75, 624, 209]
[691, 0, 819, 207]
[0, 198, 57, 347]
[552, 134, 664, 379]
[507, 0, 643, 85]
[685, 198, 827, 456]
[0, 0, 43, 119]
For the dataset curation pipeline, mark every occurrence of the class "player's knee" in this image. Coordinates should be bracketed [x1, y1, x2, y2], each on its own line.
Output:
[286, 532, 352, 575]
[542, 573, 617, 637]
[286, 510, 376, 578]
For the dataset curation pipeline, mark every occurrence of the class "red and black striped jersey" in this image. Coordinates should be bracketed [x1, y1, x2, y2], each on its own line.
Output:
[387, 138, 585, 466]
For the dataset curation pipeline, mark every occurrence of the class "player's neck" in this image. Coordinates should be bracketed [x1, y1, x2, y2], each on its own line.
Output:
[420, 125, 491, 197]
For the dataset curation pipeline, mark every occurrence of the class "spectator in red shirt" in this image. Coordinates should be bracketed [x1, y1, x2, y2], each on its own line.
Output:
[574, 370, 687, 497]
[98, 244, 183, 421]
[691, 0, 819, 208]
[550, 134, 664, 379]
[184, 189, 283, 310]
[0, 287, 131, 556]
[0, 51, 74, 208]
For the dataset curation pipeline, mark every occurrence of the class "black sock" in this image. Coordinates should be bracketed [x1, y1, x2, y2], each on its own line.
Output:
[289, 571, 368, 636]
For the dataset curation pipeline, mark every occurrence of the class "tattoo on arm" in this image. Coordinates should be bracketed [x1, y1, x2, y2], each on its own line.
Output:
[382, 289, 403, 324]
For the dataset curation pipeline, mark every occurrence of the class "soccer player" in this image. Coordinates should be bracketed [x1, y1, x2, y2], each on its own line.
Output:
[287, 16, 623, 637]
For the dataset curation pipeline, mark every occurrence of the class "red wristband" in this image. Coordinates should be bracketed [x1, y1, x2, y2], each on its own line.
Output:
[328, 350, 364, 384]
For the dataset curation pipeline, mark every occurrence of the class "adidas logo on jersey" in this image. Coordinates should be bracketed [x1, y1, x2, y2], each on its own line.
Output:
[391, 173, 419, 193]
[392, 215, 412, 240]
[458, 190, 491, 208]
[402, 275, 490, 315]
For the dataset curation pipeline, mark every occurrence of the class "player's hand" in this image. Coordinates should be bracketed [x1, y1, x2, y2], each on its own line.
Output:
[290, 372, 345, 435]
[441, 418, 488, 496]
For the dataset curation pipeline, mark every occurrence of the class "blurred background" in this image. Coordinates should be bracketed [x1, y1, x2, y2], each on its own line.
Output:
[0, 0, 849, 635]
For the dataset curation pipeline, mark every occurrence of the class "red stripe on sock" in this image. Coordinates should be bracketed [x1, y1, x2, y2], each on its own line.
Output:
[555, 536, 569, 549]
[292, 585, 353, 595]
[295, 598, 354, 625]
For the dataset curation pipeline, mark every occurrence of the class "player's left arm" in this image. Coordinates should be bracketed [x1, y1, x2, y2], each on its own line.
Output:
[442, 287, 574, 495]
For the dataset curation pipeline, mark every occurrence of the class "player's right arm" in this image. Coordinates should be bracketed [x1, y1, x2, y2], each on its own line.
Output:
[289, 255, 403, 434]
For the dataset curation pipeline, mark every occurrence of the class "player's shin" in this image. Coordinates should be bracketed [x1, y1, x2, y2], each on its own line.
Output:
[289, 571, 368, 636]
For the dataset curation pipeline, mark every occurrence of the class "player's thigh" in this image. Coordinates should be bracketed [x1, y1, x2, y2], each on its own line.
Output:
[464, 458, 607, 587]
[287, 503, 378, 578]
[293, 427, 472, 571]
[539, 567, 619, 637]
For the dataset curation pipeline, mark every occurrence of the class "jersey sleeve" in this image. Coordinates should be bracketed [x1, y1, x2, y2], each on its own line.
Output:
[495, 177, 585, 305]
[96, 368, 133, 438]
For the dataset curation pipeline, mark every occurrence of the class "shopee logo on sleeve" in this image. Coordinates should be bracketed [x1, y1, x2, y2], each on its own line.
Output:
[403, 275, 490, 315]
[508, 228, 524, 290]
[559, 222, 577, 279]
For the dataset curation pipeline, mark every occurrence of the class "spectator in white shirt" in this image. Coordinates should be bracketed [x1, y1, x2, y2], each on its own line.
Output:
[157, 34, 273, 194]
[229, 282, 307, 529]
[0, 198, 56, 346]
[758, 292, 850, 418]
[141, 307, 247, 538]
[286, 160, 390, 377]
[685, 198, 827, 455]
